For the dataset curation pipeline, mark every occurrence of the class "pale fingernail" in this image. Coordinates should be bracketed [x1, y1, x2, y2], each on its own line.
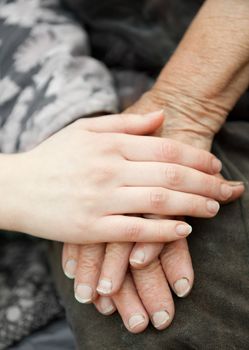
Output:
[130, 250, 145, 265]
[228, 181, 244, 187]
[212, 158, 222, 173]
[128, 314, 146, 330]
[174, 278, 191, 297]
[97, 279, 112, 295]
[75, 284, 93, 303]
[64, 259, 77, 279]
[99, 297, 116, 315]
[220, 184, 233, 199]
[145, 110, 164, 118]
[176, 224, 192, 236]
[207, 200, 220, 214]
[152, 311, 170, 329]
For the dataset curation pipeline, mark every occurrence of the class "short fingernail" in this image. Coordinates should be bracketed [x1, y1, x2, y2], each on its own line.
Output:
[174, 278, 191, 297]
[220, 184, 233, 199]
[152, 311, 170, 329]
[97, 279, 112, 295]
[75, 284, 93, 303]
[130, 250, 145, 265]
[145, 110, 164, 118]
[128, 314, 146, 330]
[212, 158, 222, 173]
[207, 200, 220, 214]
[228, 181, 244, 187]
[176, 224, 192, 236]
[64, 259, 77, 279]
[99, 297, 116, 315]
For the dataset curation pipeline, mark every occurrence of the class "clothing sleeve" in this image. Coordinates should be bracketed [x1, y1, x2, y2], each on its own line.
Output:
[0, 0, 118, 153]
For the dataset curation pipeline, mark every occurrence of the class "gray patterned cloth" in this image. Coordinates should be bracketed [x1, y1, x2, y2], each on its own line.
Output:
[0, 0, 118, 154]
[0, 0, 118, 348]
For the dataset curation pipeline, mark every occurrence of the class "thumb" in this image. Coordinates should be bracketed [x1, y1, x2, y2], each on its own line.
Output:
[82, 110, 164, 134]
[217, 174, 245, 203]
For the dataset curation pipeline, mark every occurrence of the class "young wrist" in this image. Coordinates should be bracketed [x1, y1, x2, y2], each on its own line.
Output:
[0, 153, 28, 232]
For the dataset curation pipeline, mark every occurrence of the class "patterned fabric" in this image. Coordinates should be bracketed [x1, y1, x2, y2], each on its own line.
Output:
[0, 0, 118, 154]
[0, 0, 118, 348]
[0, 236, 64, 349]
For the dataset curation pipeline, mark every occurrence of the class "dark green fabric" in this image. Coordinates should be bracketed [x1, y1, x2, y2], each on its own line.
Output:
[49, 122, 249, 350]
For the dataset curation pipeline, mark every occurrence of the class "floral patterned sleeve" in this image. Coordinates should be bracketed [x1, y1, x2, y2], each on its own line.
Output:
[0, 0, 118, 153]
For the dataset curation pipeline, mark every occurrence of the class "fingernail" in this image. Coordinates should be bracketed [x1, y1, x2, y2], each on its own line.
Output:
[152, 311, 170, 329]
[228, 181, 244, 187]
[128, 314, 146, 330]
[220, 184, 233, 199]
[212, 158, 222, 173]
[64, 259, 77, 279]
[174, 278, 191, 297]
[97, 279, 112, 295]
[75, 284, 93, 303]
[207, 200, 220, 214]
[145, 110, 164, 118]
[130, 250, 145, 265]
[99, 297, 116, 315]
[176, 224, 192, 236]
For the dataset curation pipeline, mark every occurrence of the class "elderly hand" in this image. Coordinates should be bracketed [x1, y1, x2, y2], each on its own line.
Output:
[62, 100, 243, 334]
[63, 0, 248, 332]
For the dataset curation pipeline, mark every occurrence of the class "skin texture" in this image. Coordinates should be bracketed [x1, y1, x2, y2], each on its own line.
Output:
[0, 111, 225, 243]
[62, 0, 248, 333]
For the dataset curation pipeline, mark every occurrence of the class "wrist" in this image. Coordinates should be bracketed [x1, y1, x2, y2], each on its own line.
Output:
[151, 82, 227, 135]
[131, 87, 220, 150]
[0, 153, 27, 232]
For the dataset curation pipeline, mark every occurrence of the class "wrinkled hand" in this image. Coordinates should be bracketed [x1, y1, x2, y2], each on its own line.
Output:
[62, 91, 244, 333]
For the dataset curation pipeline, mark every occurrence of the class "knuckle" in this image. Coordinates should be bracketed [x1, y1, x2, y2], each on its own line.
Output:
[100, 137, 117, 153]
[160, 240, 191, 278]
[77, 252, 101, 275]
[125, 220, 143, 241]
[132, 260, 166, 291]
[197, 152, 209, 170]
[92, 163, 116, 184]
[154, 221, 164, 241]
[150, 189, 166, 210]
[105, 243, 127, 260]
[205, 176, 218, 195]
[161, 140, 179, 162]
[164, 165, 181, 187]
[188, 198, 200, 215]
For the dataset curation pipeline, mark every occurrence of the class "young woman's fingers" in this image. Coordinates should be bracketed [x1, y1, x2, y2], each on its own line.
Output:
[121, 162, 233, 202]
[109, 187, 220, 218]
[112, 273, 149, 334]
[81, 111, 164, 134]
[96, 243, 133, 296]
[131, 259, 175, 330]
[118, 134, 222, 174]
[95, 215, 192, 243]
[160, 239, 194, 298]
[62, 243, 80, 279]
[74, 243, 105, 304]
[94, 296, 116, 316]
[130, 243, 164, 268]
